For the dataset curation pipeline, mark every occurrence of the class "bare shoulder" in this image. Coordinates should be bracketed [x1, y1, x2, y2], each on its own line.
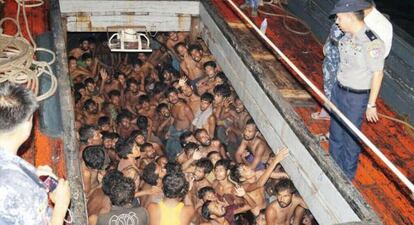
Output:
[292, 194, 308, 208]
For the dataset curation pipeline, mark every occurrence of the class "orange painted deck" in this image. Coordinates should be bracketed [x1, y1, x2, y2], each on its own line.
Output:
[211, 0, 414, 224]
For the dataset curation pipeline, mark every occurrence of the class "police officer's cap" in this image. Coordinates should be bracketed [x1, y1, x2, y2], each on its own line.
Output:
[330, 0, 372, 15]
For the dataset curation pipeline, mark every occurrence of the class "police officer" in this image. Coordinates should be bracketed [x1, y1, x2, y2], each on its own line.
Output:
[329, 0, 385, 179]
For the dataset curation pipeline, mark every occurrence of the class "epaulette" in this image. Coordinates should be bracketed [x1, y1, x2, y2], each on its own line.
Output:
[365, 30, 377, 41]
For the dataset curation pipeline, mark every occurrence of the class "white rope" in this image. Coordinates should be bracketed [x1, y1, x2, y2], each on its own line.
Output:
[225, 0, 414, 194]
[0, 0, 58, 102]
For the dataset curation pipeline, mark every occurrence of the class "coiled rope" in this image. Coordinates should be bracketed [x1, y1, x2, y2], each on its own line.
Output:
[0, 0, 57, 101]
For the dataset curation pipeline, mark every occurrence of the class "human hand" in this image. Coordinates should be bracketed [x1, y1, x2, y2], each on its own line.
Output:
[192, 150, 203, 161]
[234, 185, 246, 197]
[50, 179, 71, 210]
[274, 147, 289, 163]
[366, 107, 379, 123]
[37, 165, 58, 180]
[100, 68, 108, 81]
[178, 77, 188, 87]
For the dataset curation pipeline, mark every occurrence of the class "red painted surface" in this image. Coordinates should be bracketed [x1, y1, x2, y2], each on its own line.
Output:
[213, 0, 414, 224]
[2, 0, 66, 178]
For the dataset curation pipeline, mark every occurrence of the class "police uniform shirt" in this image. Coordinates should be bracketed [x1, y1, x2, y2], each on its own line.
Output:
[364, 7, 393, 57]
[337, 25, 385, 90]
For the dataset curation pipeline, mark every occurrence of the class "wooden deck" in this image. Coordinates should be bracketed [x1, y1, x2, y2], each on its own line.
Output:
[211, 0, 414, 224]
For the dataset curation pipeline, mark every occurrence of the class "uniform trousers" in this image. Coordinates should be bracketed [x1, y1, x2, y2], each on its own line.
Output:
[329, 83, 369, 179]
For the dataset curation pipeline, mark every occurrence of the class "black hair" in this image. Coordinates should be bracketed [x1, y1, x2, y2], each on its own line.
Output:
[183, 142, 199, 154]
[79, 125, 98, 144]
[165, 161, 183, 175]
[234, 211, 255, 225]
[109, 177, 136, 206]
[83, 99, 96, 111]
[116, 112, 131, 125]
[108, 90, 121, 98]
[197, 186, 215, 200]
[132, 59, 143, 68]
[274, 178, 295, 194]
[82, 145, 106, 170]
[0, 82, 38, 132]
[74, 82, 85, 92]
[136, 115, 148, 130]
[129, 130, 144, 141]
[162, 173, 189, 199]
[216, 72, 228, 84]
[102, 169, 124, 195]
[126, 78, 139, 89]
[138, 95, 150, 105]
[179, 130, 193, 147]
[188, 44, 203, 54]
[98, 116, 110, 127]
[200, 92, 214, 103]
[68, 56, 77, 62]
[214, 159, 231, 170]
[142, 162, 159, 186]
[246, 118, 255, 126]
[156, 103, 169, 113]
[174, 42, 186, 54]
[213, 84, 231, 98]
[195, 158, 213, 174]
[203, 61, 217, 69]
[201, 201, 213, 220]
[153, 81, 168, 95]
[165, 87, 179, 98]
[84, 78, 95, 86]
[115, 139, 135, 159]
[81, 53, 92, 61]
[229, 164, 243, 183]
[140, 142, 153, 152]
[194, 128, 207, 139]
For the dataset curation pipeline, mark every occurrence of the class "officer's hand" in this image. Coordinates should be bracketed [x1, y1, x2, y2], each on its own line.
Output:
[366, 108, 379, 123]
[50, 179, 71, 210]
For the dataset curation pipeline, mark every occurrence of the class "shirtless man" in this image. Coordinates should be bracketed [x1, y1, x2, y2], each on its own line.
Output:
[177, 77, 201, 114]
[124, 78, 144, 115]
[155, 103, 174, 141]
[116, 112, 136, 139]
[131, 130, 164, 158]
[68, 56, 92, 83]
[136, 95, 156, 121]
[192, 92, 216, 137]
[80, 53, 98, 78]
[235, 119, 272, 171]
[103, 90, 122, 123]
[265, 179, 307, 225]
[212, 159, 236, 199]
[140, 162, 166, 208]
[166, 32, 189, 56]
[139, 142, 158, 169]
[165, 87, 194, 160]
[99, 69, 122, 100]
[137, 52, 154, 77]
[196, 61, 219, 95]
[69, 38, 90, 59]
[82, 99, 106, 126]
[174, 42, 203, 81]
[81, 145, 109, 196]
[78, 125, 103, 152]
[194, 128, 227, 159]
[228, 97, 251, 143]
[192, 158, 213, 193]
[230, 147, 289, 216]
[116, 139, 141, 191]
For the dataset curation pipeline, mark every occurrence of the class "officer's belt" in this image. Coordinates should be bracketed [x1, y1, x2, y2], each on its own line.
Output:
[337, 82, 370, 94]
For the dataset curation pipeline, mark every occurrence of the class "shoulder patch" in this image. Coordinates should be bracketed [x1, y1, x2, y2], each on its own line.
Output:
[367, 40, 384, 59]
[365, 30, 377, 41]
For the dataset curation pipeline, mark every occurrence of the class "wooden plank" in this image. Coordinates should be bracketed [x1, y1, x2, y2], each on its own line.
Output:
[60, 1, 200, 16]
[65, 15, 192, 32]
[199, 3, 370, 224]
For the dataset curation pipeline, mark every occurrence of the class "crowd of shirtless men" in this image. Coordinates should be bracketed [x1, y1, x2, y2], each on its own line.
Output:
[69, 31, 317, 225]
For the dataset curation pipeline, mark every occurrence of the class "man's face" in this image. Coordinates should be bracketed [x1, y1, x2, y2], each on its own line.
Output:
[144, 146, 156, 159]
[85, 58, 92, 67]
[243, 124, 257, 141]
[129, 83, 138, 93]
[200, 100, 211, 111]
[138, 53, 147, 62]
[133, 64, 141, 72]
[100, 124, 111, 132]
[78, 88, 86, 96]
[208, 201, 226, 218]
[141, 101, 150, 110]
[103, 138, 112, 149]
[86, 83, 96, 93]
[168, 92, 179, 104]
[196, 131, 211, 147]
[214, 165, 227, 181]
[160, 107, 170, 118]
[276, 189, 293, 208]
[235, 99, 245, 113]
[239, 165, 255, 180]
[181, 84, 193, 97]
[121, 118, 130, 129]
[190, 49, 202, 62]
[81, 40, 89, 51]
[111, 138, 118, 148]
[157, 157, 168, 171]
[214, 95, 223, 104]
[87, 102, 98, 114]
[90, 130, 102, 145]
[335, 12, 355, 33]
[69, 59, 77, 69]
[205, 66, 215, 78]
[194, 166, 206, 181]
[168, 32, 179, 41]
[118, 74, 126, 84]
[131, 143, 141, 158]
[135, 135, 146, 146]
[203, 191, 218, 202]
[110, 96, 120, 106]
[177, 45, 187, 57]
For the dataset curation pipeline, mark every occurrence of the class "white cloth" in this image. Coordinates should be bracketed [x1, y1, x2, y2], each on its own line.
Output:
[192, 106, 213, 129]
[364, 8, 393, 57]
